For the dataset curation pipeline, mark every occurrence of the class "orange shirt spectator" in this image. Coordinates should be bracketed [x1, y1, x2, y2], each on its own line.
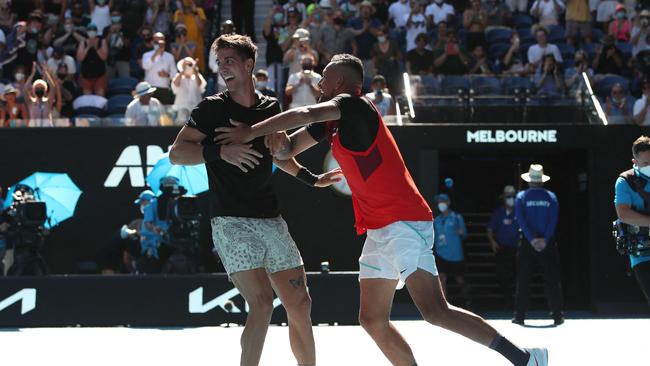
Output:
[174, 0, 206, 71]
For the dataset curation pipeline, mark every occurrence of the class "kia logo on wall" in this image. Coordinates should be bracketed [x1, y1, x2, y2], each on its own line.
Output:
[0, 288, 36, 315]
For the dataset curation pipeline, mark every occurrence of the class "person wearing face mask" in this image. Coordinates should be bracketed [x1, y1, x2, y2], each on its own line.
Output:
[46, 47, 76, 77]
[24, 61, 61, 126]
[283, 0, 308, 23]
[607, 4, 631, 42]
[488, 185, 520, 311]
[254, 68, 277, 97]
[513, 164, 563, 326]
[614, 135, 650, 306]
[371, 26, 401, 91]
[142, 32, 177, 105]
[171, 23, 196, 61]
[172, 57, 206, 124]
[263, 8, 288, 103]
[137, 187, 168, 274]
[433, 193, 469, 303]
[173, 0, 207, 71]
[77, 23, 109, 97]
[285, 54, 322, 109]
[53, 17, 85, 57]
[89, 0, 112, 35]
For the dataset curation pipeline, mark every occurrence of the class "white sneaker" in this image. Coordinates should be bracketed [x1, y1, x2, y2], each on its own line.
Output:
[525, 348, 548, 366]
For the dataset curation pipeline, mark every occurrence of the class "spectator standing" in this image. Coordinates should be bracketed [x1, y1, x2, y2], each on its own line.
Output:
[487, 185, 519, 311]
[125, 81, 164, 126]
[232, 0, 255, 41]
[527, 25, 563, 72]
[433, 193, 470, 303]
[388, 0, 411, 28]
[608, 4, 631, 42]
[433, 28, 470, 75]
[263, 7, 289, 101]
[89, 0, 111, 36]
[405, 0, 428, 52]
[500, 33, 527, 75]
[604, 82, 634, 124]
[1, 85, 28, 127]
[534, 54, 564, 96]
[364, 74, 395, 117]
[317, 12, 357, 66]
[372, 26, 401, 92]
[0, 0, 15, 31]
[145, 0, 172, 37]
[593, 34, 624, 75]
[463, 0, 488, 51]
[24, 62, 61, 126]
[506, 0, 528, 13]
[347, 1, 382, 80]
[54, 62, 77, 118]
[53, 17, 85, 57]
[77, 23, 108, 96]
[142, 32, 176, 105]
[106, 10, 130, 78]
[530, 0, 565, 26]
[170, 23, 196, 61]
[284, 0, 308, 23]
[426, 0, 455, 27]
[254, 69, 277, 98]
[633, 79, 650, 126]
[173, 0, 206, 71]
[596, 0, 619, 30]
[485, 0, 512, 31]
[406, 33, 434, 75]
[565, 0, 592, 46]
[68, 0, 91, 29]
[283, 28, 319, 75]
[171, 57, 206, 124]
[285, 54, 321, 109]
[632, 10, 650, 57]
[513, 164, 564, 326]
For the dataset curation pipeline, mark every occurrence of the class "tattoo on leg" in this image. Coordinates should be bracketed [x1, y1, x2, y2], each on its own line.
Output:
[289, 277, 305, 289]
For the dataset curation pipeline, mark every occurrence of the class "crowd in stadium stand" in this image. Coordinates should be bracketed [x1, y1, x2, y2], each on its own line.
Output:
[1, 0, 650, 126]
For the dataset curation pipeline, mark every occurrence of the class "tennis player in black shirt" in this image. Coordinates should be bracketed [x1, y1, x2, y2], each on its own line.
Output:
[169, 34, 341, 366]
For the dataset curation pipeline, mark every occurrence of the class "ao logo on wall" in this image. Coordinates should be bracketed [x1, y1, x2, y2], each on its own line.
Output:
[104, 145, 166, 187]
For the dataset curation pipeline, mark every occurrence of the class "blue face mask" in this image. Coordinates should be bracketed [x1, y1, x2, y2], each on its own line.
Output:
[635, 164, 650, 178]
[153, 43, 160, 51]
[274, 13, 284, 24]
[314, 13, 322, 22]
[437, 202, 448, 212]
[111, 16, 121, 24]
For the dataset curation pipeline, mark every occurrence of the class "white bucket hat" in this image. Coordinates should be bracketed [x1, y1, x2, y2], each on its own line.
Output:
[133, 81, 157, 98]
[521, 164, 550, 183]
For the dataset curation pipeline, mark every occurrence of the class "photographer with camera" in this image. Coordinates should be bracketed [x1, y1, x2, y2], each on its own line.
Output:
[614, 136, 650, 305]
[1, 184, 48, 276]
[285, 53, 321, 109]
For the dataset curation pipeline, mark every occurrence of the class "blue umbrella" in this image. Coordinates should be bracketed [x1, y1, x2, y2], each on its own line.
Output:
[146, 153, 209, 195]
[4, 172, 83, 229]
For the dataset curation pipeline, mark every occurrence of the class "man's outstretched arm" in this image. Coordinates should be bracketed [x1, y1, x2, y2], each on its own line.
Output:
[265, 128, 321, 160]
[214, 101, 341, 145]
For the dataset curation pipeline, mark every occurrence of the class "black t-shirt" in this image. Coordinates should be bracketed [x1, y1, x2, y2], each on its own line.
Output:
[263, 27, 284, 65]
[406, 49, 434, 75]
[186, 91, 281, 218]
[306, 94, 379, 152]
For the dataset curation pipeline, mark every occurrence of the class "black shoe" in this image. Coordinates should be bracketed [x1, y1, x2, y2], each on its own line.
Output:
[552, 312, 564, 326]
[511, 316, 525, 326]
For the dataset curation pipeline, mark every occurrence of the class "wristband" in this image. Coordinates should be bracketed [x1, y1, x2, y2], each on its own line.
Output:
[202, 144, 222, 162]
[296, 167, 318, 186]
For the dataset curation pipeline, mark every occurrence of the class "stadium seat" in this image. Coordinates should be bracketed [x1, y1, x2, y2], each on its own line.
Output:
[440, 75, 470, 95]
[616, 42, 633, 60]
[557, 43, 576, 61]
[502, 76, 532, 95]
[74, 106, 106, 117]
[548, 25, 566, 44]
[107, 94, 134, 115]
[107, 77, 138, 97]
[470, 76, 502, 95]
[581, 43, 598, 60]
[516, 28, 535, 44]
[488, 43, 512, 61]
[591, 28, 604, 43]
[512, 14, 533, 29]
[595, 75, 629, 98]
[486, 29, 513, 45]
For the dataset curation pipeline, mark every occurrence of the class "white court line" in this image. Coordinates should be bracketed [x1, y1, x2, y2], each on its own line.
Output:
[1, 319, 646, 365]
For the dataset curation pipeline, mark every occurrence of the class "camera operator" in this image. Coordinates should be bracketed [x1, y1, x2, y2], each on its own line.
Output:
[2, 184, 48, 276]
[137, 189, 167, 274]
[96, 218, 141, 275]
[614, 135, 650, 305]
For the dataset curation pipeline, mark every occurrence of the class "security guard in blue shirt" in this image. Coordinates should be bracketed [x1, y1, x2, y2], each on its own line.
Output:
[487, 185, 519, 310]
[614, 136, 650, 306]
[135, 190, 168, 273]
[513, 164, 564, 326]
[434, 193, 470, 303]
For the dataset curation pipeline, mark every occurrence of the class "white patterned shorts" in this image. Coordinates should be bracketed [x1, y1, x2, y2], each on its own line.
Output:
[211, 216, 304, 275]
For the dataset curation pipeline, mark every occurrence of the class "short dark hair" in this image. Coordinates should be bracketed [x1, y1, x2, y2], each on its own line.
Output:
[329, 53, 364, 83]
[372, 74, 386, 85]
[633, 136, 650, 158]
[212, 33, 257, 66]
[415, 32, 428, 43]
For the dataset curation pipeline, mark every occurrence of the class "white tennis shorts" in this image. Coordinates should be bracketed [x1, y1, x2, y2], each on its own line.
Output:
[359, 220, 438, 289]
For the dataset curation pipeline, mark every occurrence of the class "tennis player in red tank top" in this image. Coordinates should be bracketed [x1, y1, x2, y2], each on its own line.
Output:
[215, 54, 548, 366]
